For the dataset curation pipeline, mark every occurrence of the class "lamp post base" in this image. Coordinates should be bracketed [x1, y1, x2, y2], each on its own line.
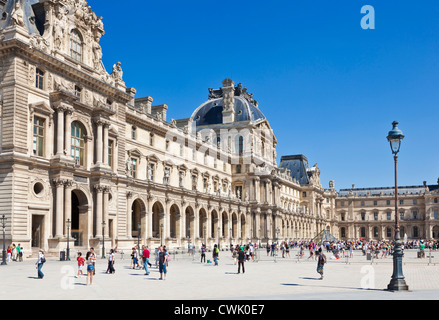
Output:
[387, 240, 409, 292]
[387, 279, 409, 291]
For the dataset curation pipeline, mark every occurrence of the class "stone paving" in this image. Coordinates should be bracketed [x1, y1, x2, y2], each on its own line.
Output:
[1, 248, 439, 300]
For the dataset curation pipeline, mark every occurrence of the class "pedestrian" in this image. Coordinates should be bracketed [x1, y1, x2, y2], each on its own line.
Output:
[316, 248, 327, 279]
[89, 247, 96, 275]
[213, 244, 219, 266]
[131, 247, 139, 269]
[106, 249, 115, 274]
[35, 249, 45, 279]
[266, 244, 270, 256]
[85, 251, 96, 285]
[237, 247, 245, 274]
[200, 244, 206, 263]
[6, 246, 11, 262]
[142, 245, 150, 275]
[158, 246, 168, 280]
[17, 244, 22, 262]
[76, 252, 85, 277]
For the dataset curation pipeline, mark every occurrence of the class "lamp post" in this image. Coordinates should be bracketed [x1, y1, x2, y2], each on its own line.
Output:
[101, 221, 106, 259]
[386, 121, 409, 291]
[137, 222, 141, 252]
[1, 215, 6, 265]
[66, 219, 71, 261]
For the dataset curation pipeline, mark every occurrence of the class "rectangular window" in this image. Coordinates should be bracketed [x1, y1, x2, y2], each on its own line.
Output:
[149, 134, 154, 146]
[130, 158, 137, 178]
[413, 211, 418, 220]
[373, 201, 377, 206]
[74, 85, 82, 99]
[148, 163, 155, 181]
[131, 127, 136, 140]
[413, 199, 417, 205]
[400, 200, 404, 205]
[400, 211, 404, 220]
[374, 212, 378, 221]
[361, 201, 365, 206]
[36, 69, 44, 90]
[361, 212, 366, 221]
[387, 200, 391, 205]
[434, 210, 439, 220]
[108, 140, 114, 168]
[387, 212, 392, 220]
[33, 116, 44, 156]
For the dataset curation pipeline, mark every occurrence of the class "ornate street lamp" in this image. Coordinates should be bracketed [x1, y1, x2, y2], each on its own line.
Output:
[386, 121, 409, 291]
[137, 222, 141, 253]
[1, 215, 6, 265]
[66, 219, 71, 261]
[101, 221, 106, 259]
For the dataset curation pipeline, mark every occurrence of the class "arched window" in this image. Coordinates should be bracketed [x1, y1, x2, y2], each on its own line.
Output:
[71, 121, 86, 166]
[70, 30, 83, 62]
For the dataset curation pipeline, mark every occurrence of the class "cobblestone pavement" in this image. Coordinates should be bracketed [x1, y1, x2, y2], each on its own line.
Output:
[1, 249, 438, 300]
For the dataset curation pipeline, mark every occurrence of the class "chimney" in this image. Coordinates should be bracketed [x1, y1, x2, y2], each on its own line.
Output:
[222, 78, 235, 124]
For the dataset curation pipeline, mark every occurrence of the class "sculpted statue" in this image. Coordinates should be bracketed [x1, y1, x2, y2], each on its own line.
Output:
[53, 13, 66, 50]
[10, 0, 25, 27]
[92, 36, 103, 70]
[111, 61, 123, 80]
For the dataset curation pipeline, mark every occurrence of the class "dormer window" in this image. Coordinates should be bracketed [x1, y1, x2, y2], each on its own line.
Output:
[70, 30, 83, 62]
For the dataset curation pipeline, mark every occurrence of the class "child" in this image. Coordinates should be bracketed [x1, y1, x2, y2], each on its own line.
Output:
[76, 252, 85, 277]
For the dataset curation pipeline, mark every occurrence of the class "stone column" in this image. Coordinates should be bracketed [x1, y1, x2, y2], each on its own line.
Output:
[95, 120, 103, 164]
[103, 123, 109, 166]
[64, 180, 74, 235]
[56, 107, 65, 155]
[53, 179, 65, 238]
[94, 185, 103, 237]
[103, 186, 110, 237]
[64, 109, 73, 158]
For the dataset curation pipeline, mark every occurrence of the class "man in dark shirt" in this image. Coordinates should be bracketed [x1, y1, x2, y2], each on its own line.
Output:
[237, 247, 245, 274]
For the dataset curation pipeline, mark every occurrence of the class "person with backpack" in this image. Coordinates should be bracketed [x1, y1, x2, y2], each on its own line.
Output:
[317, 248, 327, 279]
[213, 244, 219, 266]
[200, 244, 206, 263]
[36, 249, 45, 279]
[237, 247, 245, 274]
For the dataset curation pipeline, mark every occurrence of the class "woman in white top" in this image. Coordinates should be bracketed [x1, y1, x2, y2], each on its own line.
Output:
[36, 250, 45, 279]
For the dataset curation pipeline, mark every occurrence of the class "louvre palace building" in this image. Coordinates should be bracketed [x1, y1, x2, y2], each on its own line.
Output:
[0, 0, 438, 256]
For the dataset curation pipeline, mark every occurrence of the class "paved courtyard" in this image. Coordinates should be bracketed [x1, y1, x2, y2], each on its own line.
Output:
[1, 248, 439, 300]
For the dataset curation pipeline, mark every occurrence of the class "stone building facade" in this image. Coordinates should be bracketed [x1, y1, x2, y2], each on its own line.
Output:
[0, 0, 437, 256]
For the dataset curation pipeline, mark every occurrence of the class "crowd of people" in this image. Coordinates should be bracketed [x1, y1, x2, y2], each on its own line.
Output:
[5, 238, 439, 282]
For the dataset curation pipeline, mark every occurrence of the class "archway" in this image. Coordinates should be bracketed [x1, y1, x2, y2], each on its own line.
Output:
[152, 201, 164, 239]
[169, 204, 180, 239]
[211, 210, 218, 239]
[199, 208, 207, 242]
[131, 198, 146, 238]
[71, 189, 89, 247]
[185, 206, 195, 241]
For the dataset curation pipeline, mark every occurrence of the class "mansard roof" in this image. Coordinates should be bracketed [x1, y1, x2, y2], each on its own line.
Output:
[0, 0, 41, 35]
[279, 155, 310, 185]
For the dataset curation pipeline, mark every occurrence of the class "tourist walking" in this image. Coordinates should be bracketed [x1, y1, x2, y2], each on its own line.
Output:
[106, 249, 115, 274]
[200, 244, 206, 263]
[76, 252, 85, 277]
[213, 244, 219, 266]
[158, 246, 168, 280]
[316, 248, 327, 279]
[85, 251, 96, 285]
[35, 249, 45, 279]
[237, 247, 245, 274]
[142, 245, 150, 275]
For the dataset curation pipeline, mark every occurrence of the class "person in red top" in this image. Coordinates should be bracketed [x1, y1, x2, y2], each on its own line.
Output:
[76, 252, 85, 277]
[142, 245, 151, 275]
[7, 246, 12, 262]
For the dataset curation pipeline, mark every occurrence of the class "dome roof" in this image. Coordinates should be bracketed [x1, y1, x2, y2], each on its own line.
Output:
[191, 96, 266, 127]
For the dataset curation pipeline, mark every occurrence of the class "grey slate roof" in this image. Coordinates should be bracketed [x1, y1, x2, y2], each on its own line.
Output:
[0, 0, 42, 35]
[279, 155, 310, 185]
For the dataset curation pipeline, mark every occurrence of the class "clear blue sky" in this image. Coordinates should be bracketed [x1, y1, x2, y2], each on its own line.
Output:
[89, 0, 439, 190]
